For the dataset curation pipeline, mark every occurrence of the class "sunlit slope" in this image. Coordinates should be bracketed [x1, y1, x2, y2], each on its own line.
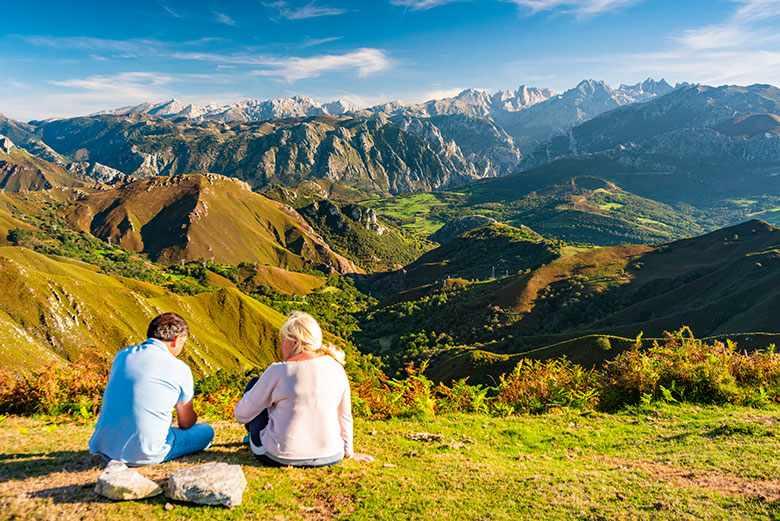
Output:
[0, 246, 286, 373]
[246, 265, 325, 295]
[0, 147, 84, 192]
[67, 173, 359, 272]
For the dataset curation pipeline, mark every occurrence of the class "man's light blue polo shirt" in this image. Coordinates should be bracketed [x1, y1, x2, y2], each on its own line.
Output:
[89, 338, 194, 464]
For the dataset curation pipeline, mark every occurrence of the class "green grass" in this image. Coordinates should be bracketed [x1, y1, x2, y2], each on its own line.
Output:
[362, 193, 465, 238]
[1, 404, 778, 519]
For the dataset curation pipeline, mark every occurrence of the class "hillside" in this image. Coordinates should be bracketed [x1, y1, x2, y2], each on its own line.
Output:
[363, 222, 560, 297]
[0, 246, 286, 373]
[298, 199, 426, 271]
[65, 173, 358, 272]
[364, 171, 711, 246]
[0, 143, 86, 192]
[358, 220, 780, 378]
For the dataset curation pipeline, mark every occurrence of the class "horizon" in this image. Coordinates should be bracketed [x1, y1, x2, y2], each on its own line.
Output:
[2, 0, 780, 120]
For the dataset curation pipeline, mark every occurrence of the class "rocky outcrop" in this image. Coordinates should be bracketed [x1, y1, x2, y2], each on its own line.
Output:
[0, 135, 15, 154]
[165, 462, 247, 508]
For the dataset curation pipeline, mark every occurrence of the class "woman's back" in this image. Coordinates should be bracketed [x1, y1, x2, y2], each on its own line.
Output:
[235, 355, 353, 462]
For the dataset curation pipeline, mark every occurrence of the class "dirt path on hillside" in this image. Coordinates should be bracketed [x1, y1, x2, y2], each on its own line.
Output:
[598, 456, 780, 502]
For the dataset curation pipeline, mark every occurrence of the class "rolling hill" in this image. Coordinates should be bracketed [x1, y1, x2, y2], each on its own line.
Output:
[0, 139, 86, 192]
[0, 246, 286, 373]
[364, 169, 712, 246]
[358, 220, 780, 380]
[65, 173, 359, 272]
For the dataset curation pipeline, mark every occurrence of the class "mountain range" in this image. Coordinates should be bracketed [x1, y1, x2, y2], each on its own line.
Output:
[2, 75, 780, 382]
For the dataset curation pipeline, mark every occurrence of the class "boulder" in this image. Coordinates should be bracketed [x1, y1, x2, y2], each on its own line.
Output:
[95, 460, 163, 500]
[165, 462, 247, 508]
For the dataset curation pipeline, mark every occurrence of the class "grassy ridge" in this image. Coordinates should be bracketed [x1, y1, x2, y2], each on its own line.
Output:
[68, 174, 357, 272]
[0, 246, 285, 374]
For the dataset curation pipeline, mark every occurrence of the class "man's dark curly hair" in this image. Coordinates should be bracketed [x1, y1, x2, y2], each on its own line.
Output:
[147, 312, 189, 342]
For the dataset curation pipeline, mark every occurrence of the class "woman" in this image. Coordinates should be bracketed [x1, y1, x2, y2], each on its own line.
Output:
[234, 311, 371, 466]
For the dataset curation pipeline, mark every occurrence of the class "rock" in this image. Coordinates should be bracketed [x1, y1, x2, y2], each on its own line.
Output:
[165, 462, 247, 508]
[406, 432, 444, 442]
[0, 135, 15, 154]
[164, 502, 174, 511]
[95, 460, 163, 500]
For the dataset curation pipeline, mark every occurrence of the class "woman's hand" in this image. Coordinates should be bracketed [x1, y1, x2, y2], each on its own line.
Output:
[350, 452, 375, 463]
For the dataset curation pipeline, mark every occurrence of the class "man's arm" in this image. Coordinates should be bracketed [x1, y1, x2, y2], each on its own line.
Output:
[175, 400, 197, 430]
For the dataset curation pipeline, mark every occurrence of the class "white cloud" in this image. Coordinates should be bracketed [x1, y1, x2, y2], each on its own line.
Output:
[301, 36, 343, 48]
[390, 0, 458, 10]
[174, 48, 391, 82]
[734, 0, 780, 22]
[213, 11, 237, 26]
[50, 72, 173, 97]
[160, 4, 182, 18]
[23, 35, 165, 54]
[508, 0, 637, 16]
[676, 0, 780, 50]
[253, 48, 391, 81]
[265, 1, 347, 19]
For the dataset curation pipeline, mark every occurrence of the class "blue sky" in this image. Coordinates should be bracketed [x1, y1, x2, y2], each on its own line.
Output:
[2, 0, 779, 120]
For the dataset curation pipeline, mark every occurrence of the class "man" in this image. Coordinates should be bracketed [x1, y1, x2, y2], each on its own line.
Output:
[89, 312, 214, 465]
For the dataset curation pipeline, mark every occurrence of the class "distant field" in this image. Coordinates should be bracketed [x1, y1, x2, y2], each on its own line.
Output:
[362, 192, 466, 238]
[1, 404, 778, 520]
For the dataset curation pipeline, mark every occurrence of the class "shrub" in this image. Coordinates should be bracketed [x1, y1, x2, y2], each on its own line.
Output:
[194, 369, 254, 420]
[352, 364, 436, 419]
[435, 378, 490, 414]
[601, 328, 779, 409]
[0, 355, 110, 417]
[496, 358, 600, 414]
[596, 336, 613, 351]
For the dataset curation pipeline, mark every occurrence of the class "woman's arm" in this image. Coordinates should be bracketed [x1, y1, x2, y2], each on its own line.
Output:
[338, 379, 354, 458]
[234, 366, 277, 424]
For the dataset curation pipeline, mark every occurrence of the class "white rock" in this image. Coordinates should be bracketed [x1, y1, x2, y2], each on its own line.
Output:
[94, 460, 163, 500]
[0, 135, 15, 154]
[165, 462, 247, 508]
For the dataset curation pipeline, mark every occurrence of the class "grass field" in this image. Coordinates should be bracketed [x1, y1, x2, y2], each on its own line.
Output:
[362, 193, 465, 238]
[1, 404, 778, 520]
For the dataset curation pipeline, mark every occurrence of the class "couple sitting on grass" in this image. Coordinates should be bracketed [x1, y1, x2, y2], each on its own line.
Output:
[89, 311, 371, 467]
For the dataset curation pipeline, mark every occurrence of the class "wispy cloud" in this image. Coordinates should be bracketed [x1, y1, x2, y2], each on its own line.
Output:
[390, 0, 458, 10]
[253, 48, 391, 81]
[676, 0, 780, 50]
[213, 11, 237, 26]
[506, 0, 780, 88]
[173, 47, 391, 81]
[265, 1, 347, 20]
[160, 3, 182, 18]
[50, 71, 173, 92]
[301, 36, 343, 48]
[22, 35, 165, 54]
[508, 0, 637, 16]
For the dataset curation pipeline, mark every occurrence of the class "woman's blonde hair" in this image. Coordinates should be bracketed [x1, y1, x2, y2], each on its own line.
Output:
[279, 311, 346, 365]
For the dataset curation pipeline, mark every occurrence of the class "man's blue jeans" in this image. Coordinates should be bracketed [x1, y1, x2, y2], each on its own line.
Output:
[162, 423, 215, 462]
